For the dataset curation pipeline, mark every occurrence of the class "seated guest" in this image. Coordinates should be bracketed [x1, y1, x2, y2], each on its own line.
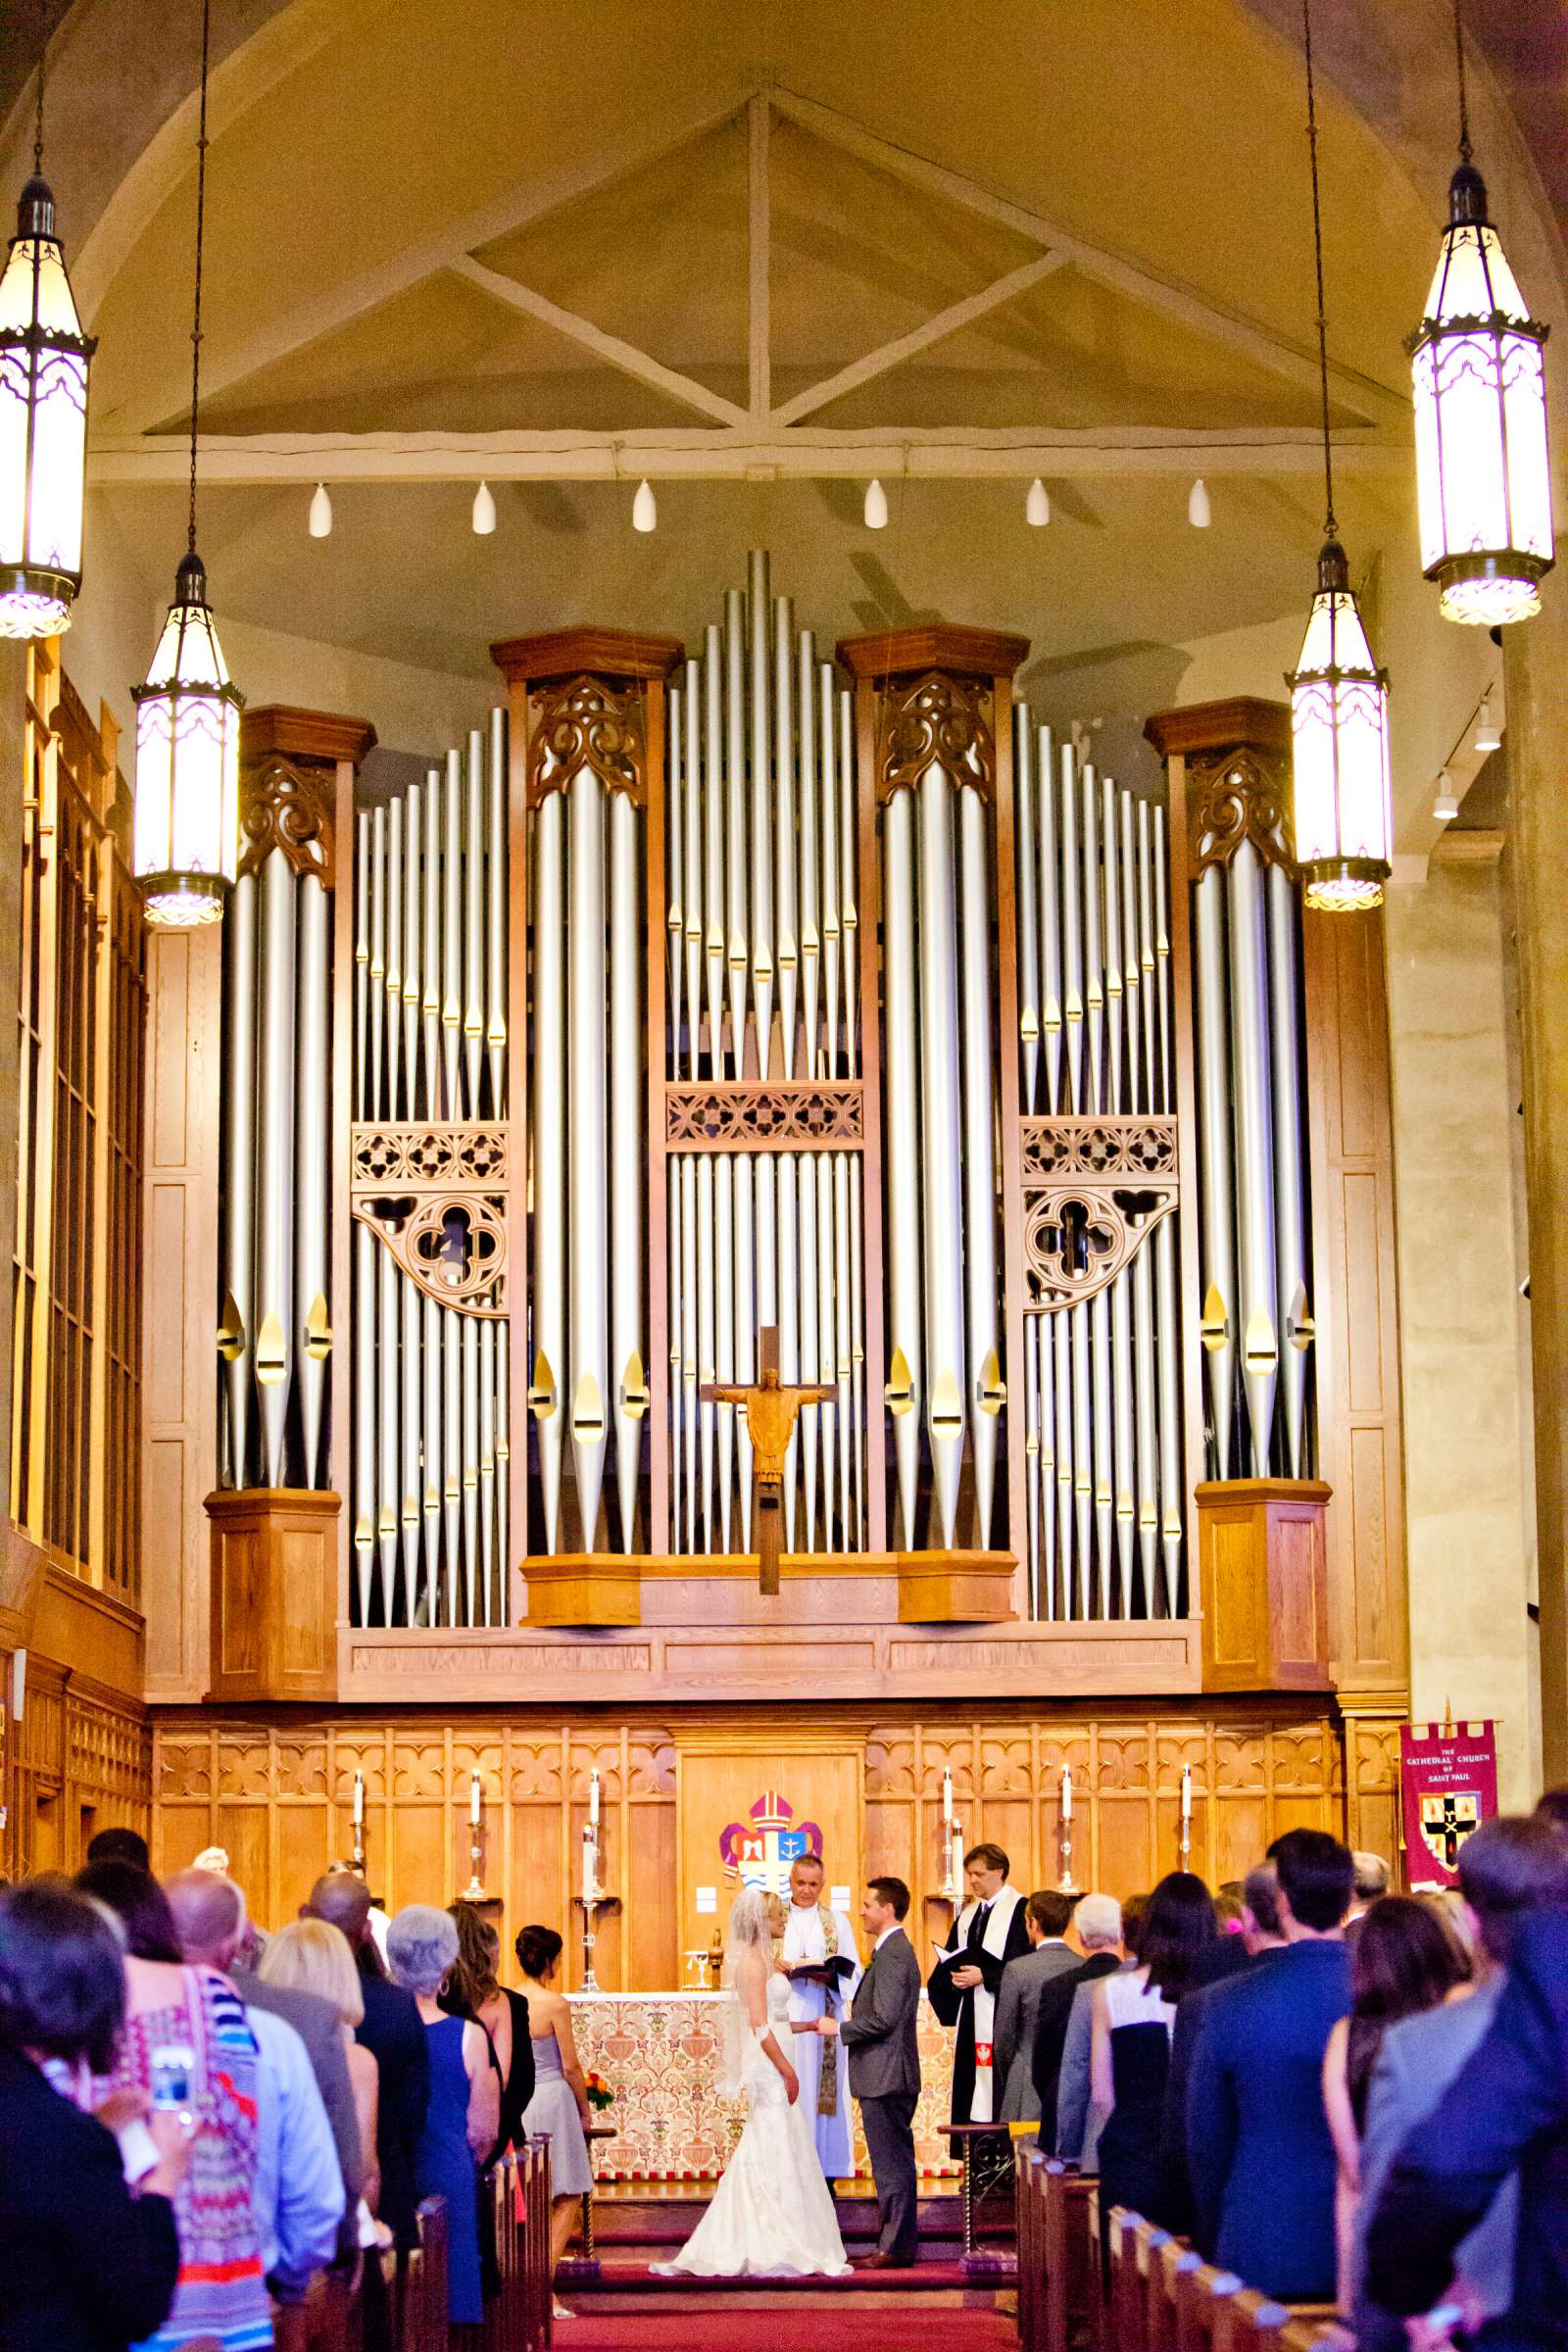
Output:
[0, 1881, 186, 2352]
[514, 1925, 596, 2306]
[1365, 1887, 1568, 2351]
[1322, 1893, 1467, 2310]
[387, 1906, 499, 2328]
[1186, 1827, 1353, 2301]
[992, 1890, 1079, 2126]
[1353, 1815, 1568, 2352]
[83, 1827, 151, 1873]
[1090, 1872, 1216, 2229]
[163, 1870, 344, 2300]
[301, 1870, 428, 2249]
[261, 1921, 381, 2225]
[1157, 1862, 1287, 2235]
[78, 1861, 272, 2352]
[1053, 1893, 1136, 2167]
[1348, 1851, 1392, 1923]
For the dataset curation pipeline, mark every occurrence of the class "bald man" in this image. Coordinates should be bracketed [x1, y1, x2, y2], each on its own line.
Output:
[164, 1872, 350, 2287]
[301, 1873, 428, 2248]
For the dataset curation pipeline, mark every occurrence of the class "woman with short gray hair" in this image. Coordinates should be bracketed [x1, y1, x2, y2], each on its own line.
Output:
[386, 1905, 498, 2325]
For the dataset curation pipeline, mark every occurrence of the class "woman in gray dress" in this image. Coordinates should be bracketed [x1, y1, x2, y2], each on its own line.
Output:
[513, 1926, 594, 2313]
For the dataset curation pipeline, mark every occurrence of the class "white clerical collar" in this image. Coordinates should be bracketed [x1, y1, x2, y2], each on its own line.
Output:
[874, 1923, 903, 1951]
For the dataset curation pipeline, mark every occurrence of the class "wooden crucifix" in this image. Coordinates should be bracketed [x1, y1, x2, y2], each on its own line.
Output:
[699, 1325, 833, 1594]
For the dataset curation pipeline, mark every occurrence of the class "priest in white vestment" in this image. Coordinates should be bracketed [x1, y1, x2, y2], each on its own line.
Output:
[928, 1841, 1030, 2131]
[781, 1853, 862, 2180]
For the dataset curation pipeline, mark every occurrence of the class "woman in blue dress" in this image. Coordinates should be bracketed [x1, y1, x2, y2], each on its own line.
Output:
[386, 1907, 499, 2327]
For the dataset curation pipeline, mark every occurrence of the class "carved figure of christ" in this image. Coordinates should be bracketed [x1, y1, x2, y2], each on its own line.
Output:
[699, 1323, 833, 1592]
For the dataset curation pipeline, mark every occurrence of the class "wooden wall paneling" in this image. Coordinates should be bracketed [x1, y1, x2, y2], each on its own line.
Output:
[1303, 906, 1408, 1692]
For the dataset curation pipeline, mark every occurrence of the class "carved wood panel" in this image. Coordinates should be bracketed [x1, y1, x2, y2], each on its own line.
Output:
[665, 1083, 863, 1150]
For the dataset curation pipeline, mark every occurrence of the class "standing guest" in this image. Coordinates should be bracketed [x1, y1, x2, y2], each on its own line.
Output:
[1186, 1828, 1353, 2301]
[84, 1827, 151, 1873]
[837, 1876, 922, 2269]
[1321, 1894, 1467, 2309]
[0, 1881, 187, 2352]
[163, 1872, 343, 2301]
[1348, 1852, 1392, 1923]
[1157, 1862, 1288, 2235]
[1090, 1872, 1216, 2229]
[77, 1863, 272, 2352]
[260, 1922, 380, 2225]
[442, 1901, 534, 2159]
[1051, 1893, 1132, 2167]
[992, 1891, 1080, 2126]
[300, 1871, 428, 2248]
[927, 1842, 1031, 2129]
[779, 1852, 861, 2188]
[1353, 1815, 1568, 2352]
[386, 1906, 498, 2329]
[513, 1926, 595, 2307]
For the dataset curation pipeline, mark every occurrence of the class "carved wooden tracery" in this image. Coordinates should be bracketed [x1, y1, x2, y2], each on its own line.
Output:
[350, 1193, 509, 1317]
[665, 1081, 863, 1150]
[526, 673, 646, 808]
[352, 1123, 509, 1189]
[1186, 744, 1292, 874]
[1019, 1115, 1179, 1310]
[237, 754, 335, 887]
[876, 670, 995, 805]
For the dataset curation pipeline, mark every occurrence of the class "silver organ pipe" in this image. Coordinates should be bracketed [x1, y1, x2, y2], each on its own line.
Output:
[421, 772, 441, 1115]
[1268, 861, 1312, 1478]
[441, 750, 462, 1115]
[749, 551, 774, 1076]
[839, 693, 858, 1071]
[667, 682, 684, 1088]
[819, 662, 841, 1080]
[774, 603, 798, 1078]
[220, 868, 258, 1488]
[916, 762, 967, 1551]
[295, 858, 330, 1489]
[402, 782, 421, 1116]
[1011, 698, 1186, 1619]
[683, 665, 703, 1081]
[486, 708, 508, 1117]
[883, 782, 922, 1548]
[734, 1152, 755, 1550]
[532, 788, 566, 1550]
[385, 792, 404, 1120]
[255, 844, 298, 1487]
[1195, 857, 1239, 1475]
[724, 590, 747, 1072]
[1227, 839, 1280, 1472]
[716, 1152, 736, 1550]
[798, 630, 819, 1077]
[1014, 709, 1040, 1114]
[704, 631, 725, 1078]
[958, 780, 1001, 1545]
[610, 784, 644, 1553]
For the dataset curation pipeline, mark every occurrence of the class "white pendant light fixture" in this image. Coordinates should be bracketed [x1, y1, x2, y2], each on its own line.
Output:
[631, 477, 657, 533]
[131, 0, 242, 931]
[863, 476, 889, 530]
[1409, 0, 1552, 626]
[471, 479, 496, 535]
[0, 5, 96, 641]
[1432, 769, 1460, 820]
[1025, 477, 1051, 527]
[1187, 477, 1211, 528]
[1285, 0, 1392, 915]
[1473, 696, 1500, 753]
[308, 481, 332, 538]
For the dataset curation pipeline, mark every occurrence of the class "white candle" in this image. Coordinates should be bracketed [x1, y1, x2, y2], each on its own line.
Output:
[352, 1770, 364, 1829]
[942, 1768, 953, 1829]
[582, 1824, 597, 1906]
[589, 1768, 601, 1830]
[1060, 1765, 1072, 1824]
[1181, 1763, 1193, 1823]
[470, 1771, 482, 1828]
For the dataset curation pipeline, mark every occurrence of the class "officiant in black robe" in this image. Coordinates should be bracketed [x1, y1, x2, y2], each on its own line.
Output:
[927, 1841, 1031, 2128]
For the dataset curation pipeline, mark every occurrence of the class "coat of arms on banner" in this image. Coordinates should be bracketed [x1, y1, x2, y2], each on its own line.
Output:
[1419, 1788, 1482, 1872]
[1399, 1720, 1499, 1888]
[719, 1791, 823, 1895]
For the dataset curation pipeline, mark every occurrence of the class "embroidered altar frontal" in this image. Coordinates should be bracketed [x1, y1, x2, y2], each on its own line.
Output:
[569, 1991, 959, 2180]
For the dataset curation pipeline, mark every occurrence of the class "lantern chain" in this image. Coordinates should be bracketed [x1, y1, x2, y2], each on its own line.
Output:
[1452, 0, 1472, 166]
[187, 0, 213, 559]
[33, 0, 48, 175]
[1300, 0, 1336, 546]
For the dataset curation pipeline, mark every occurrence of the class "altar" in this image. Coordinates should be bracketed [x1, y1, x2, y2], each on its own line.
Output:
[569, 1990, 959, 2180]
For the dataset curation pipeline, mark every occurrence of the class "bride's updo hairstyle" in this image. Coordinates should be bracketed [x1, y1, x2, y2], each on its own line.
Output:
[724, 1886, 776, 1974]
[514, 1923, 564, 1981]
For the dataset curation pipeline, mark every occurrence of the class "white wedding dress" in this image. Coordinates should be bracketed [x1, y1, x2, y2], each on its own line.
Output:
[656, 1970, 850, 2278]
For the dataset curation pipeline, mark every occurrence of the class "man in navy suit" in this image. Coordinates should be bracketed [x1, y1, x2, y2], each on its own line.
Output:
[1185, 1828, 1353, 2301]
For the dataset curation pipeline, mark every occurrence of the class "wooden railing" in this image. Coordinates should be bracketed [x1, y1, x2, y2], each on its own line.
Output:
[271, 2142, 553, 2352]
[1013, 2147, 1346, 2352]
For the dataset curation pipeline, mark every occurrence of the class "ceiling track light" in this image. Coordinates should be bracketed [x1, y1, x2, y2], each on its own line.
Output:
[863, 477, 889, 530]
[631, 477, 657, 533]
[471, 480, 496, 535]
[130, 0, 242, 932]
[1025, 477, 1051, 526]
[308, 481, 332, 538]
[1410, 0, 1552, 626]
[1285, 0, 1393, 915]
[0, 1, 96, 641]
[1187, 477, 1211, 528]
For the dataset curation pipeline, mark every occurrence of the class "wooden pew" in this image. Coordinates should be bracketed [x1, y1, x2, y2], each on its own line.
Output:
[1104, 2205, 1149, 2352]
[1044, 2163, 1100, 2352]
[1015, 2144, 1049, 2352]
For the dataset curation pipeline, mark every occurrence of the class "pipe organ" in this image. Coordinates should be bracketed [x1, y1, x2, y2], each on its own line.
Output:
[206, 582, 1366, 1692]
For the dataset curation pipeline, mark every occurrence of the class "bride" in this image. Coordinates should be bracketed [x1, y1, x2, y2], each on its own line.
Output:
[656, 1886, 849, 2278]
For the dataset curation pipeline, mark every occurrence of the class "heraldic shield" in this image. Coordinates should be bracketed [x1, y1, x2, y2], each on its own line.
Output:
[719, 1791, 824, 1896]
[1420, 1788, 1482, 1873]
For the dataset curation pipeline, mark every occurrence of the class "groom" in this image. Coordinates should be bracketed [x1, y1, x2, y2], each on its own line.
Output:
[832, 1875, 921, 2270]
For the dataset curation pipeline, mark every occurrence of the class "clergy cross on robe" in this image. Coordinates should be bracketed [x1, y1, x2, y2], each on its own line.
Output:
[699, 1324, 832, 1593]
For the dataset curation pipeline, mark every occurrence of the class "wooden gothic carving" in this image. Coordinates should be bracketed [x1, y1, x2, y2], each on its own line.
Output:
[526, 673, 646, 808]
[351, 1193, 510, 1317]
[876, 670, 995, 805]
[1187, 744, 1292, 874]
[237, 752, 336, 887]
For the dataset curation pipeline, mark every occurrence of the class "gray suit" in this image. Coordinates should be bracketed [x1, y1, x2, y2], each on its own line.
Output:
[842, 1926, 921, 2260]
[1056, 1960, 1135, 2167]
[232, 1966, 365, 2209]
[993, 1942, 1081, 2124]
[1352, 1981, 1516, 2352]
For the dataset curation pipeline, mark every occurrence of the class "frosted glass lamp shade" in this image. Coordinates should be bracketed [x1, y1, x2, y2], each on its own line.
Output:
[0, 179, 95, 641]
[1410, 165, 1552, 626]
[131, 551, 243, 928]
[1286, 541, 1393, 913]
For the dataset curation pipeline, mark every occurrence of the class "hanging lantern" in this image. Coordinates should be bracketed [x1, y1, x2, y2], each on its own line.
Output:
[131, 0, 242, 929]
[0, 13, 97, 642]
[1286, 540, 1392, 911]
[131, 549, 242, 927]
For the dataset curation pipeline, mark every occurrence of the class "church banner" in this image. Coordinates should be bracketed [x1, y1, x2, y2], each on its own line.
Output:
[1399, 1720, 1498, 1888]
